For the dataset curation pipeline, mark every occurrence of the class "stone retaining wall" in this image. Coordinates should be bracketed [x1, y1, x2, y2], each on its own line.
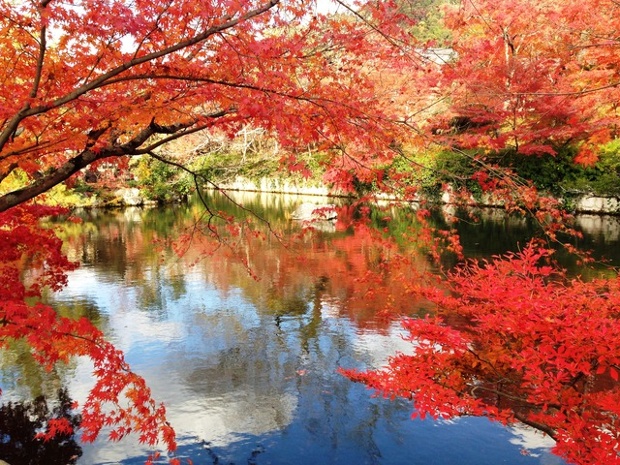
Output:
[572, 195, 620, 214]
[110, 176, 620, 215]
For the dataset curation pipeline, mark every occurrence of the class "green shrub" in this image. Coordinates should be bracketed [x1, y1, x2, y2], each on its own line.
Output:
[494, 143, 620, 197]
[133, 157, 193, 202]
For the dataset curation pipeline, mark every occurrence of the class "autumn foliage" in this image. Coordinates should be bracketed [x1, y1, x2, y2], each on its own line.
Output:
[0, 0, 413, 459]
[0, 205, 176, 454]
[336, 3, 620, 463]
[342, 244, 620, 465]
[0, 0, 415, 211]
[2, 0, 620, 463]
[432, 0, 620, 164]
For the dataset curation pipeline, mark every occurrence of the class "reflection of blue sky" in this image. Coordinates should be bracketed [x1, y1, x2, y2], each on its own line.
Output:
[46, 262, 564, 465]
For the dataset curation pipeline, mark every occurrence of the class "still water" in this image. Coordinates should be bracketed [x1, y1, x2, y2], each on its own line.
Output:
[7, 191, 620, 465]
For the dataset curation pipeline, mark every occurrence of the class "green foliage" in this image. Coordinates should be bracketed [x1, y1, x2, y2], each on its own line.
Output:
[132, 156, 193, 202]
[399, 0, 458, 45]
[195, 142, 328, 188]
[490, 143, 620, 197]
[484, 147, 575, 194]
[392, 142, 620, 201]
[390, 149, 433, 186]
[389, 148, 482, 199]
[45, 183, 96, 208]
[561, 141, 620, 196]
[72, 179, 96, 195]
[196, 149, 281, 183]
[432, 149, 480, 190]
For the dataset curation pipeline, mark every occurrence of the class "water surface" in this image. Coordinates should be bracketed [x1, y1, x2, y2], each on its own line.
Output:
[9, 192, 616, 464]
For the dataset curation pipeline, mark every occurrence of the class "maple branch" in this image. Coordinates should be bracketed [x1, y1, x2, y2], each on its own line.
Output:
[102, 74, 379, 119]
[0, 0, 279, 153]
[0, 149, 104, 212]
[0, 110, 229, 212]
[132, 110, 236, 155]
[132, 2, 172, 60]
[332, 0, 415, 59]
[513, 412, 558, 440]
[452, 148, 529, 188]
[30, 12, 47, 100]
[22, 0, 280, 117]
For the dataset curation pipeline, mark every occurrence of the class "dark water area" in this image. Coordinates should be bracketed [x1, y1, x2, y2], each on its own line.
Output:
[4, 191, 618, 465]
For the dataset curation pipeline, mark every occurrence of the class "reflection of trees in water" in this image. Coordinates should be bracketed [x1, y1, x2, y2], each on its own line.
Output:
[185, 223, 430, 331]
[34, 194, 596, 462]
[59, 195, 431, 330]
[0, 340, 64, 401]
[57, 196, 620, 326]
[0, 297, 105, 400]
[0, 389, 82, 465]
[445, 207, 620, 270]
[57, 207, 193, 315]
[182, 311, 299, 437]
[177, 296, 412, 463]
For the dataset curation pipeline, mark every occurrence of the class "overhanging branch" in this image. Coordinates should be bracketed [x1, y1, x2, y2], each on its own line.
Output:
[0, 109, 234, 212]
[0, 0, 280, 153]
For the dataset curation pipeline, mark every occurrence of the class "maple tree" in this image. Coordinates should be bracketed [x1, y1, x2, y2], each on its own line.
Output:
[0, 204, 176, 459]
[0, 0, 415, 210]
[431, 0, 620, 164]
[0, 0, 420, 461]
[342, 244, 620, 465]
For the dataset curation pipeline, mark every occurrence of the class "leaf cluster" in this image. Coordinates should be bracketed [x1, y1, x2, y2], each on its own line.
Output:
[343, 244, 620, 465]
[429, 0, 620, 166]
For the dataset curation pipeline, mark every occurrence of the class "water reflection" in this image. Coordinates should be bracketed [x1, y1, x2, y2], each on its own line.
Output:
[0, 389, 82, 465]
[7, 192, 619, 464]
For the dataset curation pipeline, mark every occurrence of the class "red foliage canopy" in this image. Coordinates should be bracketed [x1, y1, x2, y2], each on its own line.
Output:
[432, 0, 620, 163]
[342, 244, 620, 465]
[0, 0, 416, 460]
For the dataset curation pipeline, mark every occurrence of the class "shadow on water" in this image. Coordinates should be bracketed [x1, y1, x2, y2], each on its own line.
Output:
[0, 389, 82, 465]
[431, 206, 620, 273]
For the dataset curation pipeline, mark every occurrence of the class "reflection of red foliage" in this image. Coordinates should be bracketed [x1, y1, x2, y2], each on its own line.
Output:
[295, 225, 421, 328]
[342, 244, 620, 465]
[174, 206, 429, 331]
[0, 206, 176, 458]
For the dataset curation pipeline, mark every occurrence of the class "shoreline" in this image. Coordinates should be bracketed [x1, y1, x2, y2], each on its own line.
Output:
[64, 175, 620, 216]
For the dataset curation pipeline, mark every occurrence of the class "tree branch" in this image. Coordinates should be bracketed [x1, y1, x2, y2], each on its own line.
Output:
[0, 0, 279, 154]
[0, 109, 232, 212]
[20, 0, 280, 118]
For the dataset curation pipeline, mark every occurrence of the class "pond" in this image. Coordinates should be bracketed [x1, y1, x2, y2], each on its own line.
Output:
[4, 191, 620, 465]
